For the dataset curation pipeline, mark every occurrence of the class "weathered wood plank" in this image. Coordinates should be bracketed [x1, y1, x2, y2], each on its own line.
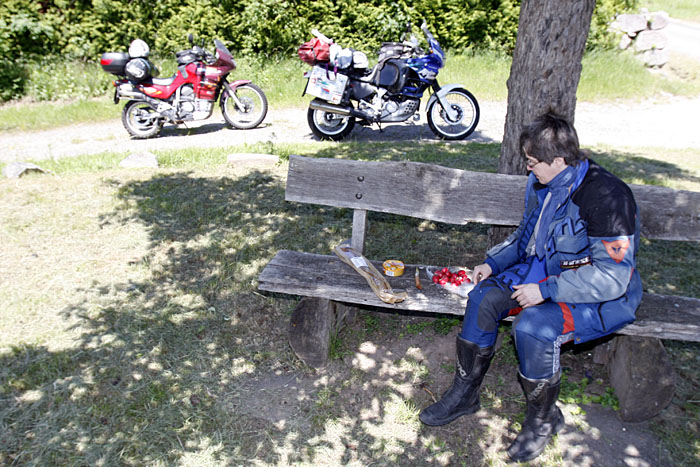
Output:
[351, 209, 367, 254]
[258, 250, 700, 342]
[286, 154, 525, 226]
[285, 155, 700, 241]
[258, 250, 467, 313]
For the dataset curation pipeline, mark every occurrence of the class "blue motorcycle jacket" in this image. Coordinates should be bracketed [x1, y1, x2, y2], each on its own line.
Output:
[483, 160, 642, 344]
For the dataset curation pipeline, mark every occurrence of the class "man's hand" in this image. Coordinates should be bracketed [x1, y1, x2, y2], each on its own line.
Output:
[471, 263, 492, 285]
[511, 284, 544, 308]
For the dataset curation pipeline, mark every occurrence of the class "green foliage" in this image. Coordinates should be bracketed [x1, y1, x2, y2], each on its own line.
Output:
[560, 373, 620, 410]
[0, 0, 638, 101]
[588, 0, 639, 51]
[432, 317, 460, 335]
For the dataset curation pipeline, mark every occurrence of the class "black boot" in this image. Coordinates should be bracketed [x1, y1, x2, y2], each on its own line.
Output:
[507, 371, 565, 462]
[419, 335, 494, 426]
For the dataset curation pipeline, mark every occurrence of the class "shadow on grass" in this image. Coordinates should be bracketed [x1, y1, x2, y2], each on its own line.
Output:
[0, 169, 490, 464]
[587, 148, 700, 189]
[1, 148, 698, 464]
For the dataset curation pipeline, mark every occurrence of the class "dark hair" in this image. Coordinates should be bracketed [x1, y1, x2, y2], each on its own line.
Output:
[519, 112, 587, 166]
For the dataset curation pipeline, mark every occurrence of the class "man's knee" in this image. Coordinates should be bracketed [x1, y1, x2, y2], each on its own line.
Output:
[466, 279, 513, 332]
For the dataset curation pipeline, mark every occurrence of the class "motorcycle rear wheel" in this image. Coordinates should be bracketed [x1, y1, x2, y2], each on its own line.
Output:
[307, 107, 355, 141]
[427, 88, 480, 140]
[122, 101, 163, 139]
[221, 83, 268, 129]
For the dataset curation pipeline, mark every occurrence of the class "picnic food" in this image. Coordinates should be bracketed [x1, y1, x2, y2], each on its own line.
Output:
[382, 260, 405, 277]
[431, 267, 471, 286]
[333, 244, 407, 304]
[426, 266, 475, 298]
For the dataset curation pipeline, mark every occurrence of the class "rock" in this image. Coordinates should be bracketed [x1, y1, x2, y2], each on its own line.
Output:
[642, 48, 669, 67]
[619, 34, 633, 50]
[119, 152, 159, 168]
[606, 336, 675, 422]
[611, 14, 648, 35]
[634, 30, 668, 52]
[227, 153, 279, 169]
[3, 162, 46, 178]
[648, 11, 669, 30]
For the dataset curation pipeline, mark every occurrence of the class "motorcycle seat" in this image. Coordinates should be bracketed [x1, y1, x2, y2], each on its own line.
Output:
[151, 76, 177, 86]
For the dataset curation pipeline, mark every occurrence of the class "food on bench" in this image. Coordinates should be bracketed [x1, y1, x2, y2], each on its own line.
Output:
[382, 260, 405, 277]
[432, 267, 471, 286]
[415, 267, 423, 290]
[333, 244, 407, 304]
[426, 266, 475, 298]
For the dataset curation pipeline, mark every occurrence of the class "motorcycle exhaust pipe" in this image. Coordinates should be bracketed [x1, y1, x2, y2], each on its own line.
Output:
[118, 89, 144, 99]
[309, 100, 351, 116]
[309, 99, 373, 121]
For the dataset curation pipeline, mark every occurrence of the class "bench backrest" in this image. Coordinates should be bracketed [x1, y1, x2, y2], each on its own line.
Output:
[286, 155, 700, 252]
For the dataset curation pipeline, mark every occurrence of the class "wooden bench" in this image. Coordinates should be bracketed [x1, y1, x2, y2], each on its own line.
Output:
[258, 154, 700, 422]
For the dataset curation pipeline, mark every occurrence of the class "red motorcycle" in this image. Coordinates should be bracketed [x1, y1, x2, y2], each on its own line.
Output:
[100, 35, 267, 139]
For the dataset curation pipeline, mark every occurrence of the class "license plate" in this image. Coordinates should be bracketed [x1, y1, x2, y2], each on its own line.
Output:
[306, 66, 348, 104]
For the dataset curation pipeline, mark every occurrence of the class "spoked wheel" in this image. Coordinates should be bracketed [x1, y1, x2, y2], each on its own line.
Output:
[427, 88, 480, 140]
[122, 101, 163, 139]
[307, 107, 355, 141]
[220, 83, 268, 129]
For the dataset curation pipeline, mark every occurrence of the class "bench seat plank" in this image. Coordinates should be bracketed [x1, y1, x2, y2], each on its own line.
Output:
[259, 250, 700, 342]
[258, 250, 467, 314]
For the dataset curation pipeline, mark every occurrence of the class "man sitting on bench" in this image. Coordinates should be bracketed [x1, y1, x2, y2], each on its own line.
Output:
[419, 112, 642, 462]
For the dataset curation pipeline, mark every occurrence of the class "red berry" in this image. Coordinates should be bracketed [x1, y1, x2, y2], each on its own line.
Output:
[432, 276, 439, 283]
[439, 279, 447, 285]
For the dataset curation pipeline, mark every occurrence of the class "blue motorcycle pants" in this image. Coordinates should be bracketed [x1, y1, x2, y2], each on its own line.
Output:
[460, 273, 575, 380]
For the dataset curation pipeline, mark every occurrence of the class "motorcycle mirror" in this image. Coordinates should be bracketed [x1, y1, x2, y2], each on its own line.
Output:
[188, 34, 194, 45]
[400, 22, 412, 41]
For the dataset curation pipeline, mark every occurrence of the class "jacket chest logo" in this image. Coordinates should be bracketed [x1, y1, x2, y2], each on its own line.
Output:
[560, 256, 591, 269]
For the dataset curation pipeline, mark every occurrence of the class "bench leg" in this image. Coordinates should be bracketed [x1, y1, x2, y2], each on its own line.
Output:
[288, 297, 357, 368]
[605, 335, 675, 422]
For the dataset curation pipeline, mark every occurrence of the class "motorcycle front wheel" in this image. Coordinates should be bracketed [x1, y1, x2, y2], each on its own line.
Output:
[220, 83, 268, 129]
[427, 88, 480, 140]
[307, 107, 355, 141]
[122, 101, 163, 139]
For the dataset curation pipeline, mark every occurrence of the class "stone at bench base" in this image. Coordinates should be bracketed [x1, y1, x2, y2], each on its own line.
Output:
[288, 297, 357, 368]
[607, 335, 675, 422]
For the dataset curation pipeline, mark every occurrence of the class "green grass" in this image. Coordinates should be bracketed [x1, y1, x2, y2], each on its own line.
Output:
[579, 50, 700, 101]
[0, 99, 122, 132]
[641, 0, 700, 21]
[1, 141, 699, 464]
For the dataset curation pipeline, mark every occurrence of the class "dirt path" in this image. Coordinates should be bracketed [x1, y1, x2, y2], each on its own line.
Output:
[2, 96, 700, 164]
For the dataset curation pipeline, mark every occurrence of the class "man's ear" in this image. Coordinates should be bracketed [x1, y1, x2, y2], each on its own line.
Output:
[553, 157, 566, 168]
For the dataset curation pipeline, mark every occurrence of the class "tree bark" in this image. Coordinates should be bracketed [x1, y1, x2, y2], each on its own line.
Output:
[489, 0, 595, 248]
[499, 0, 595, 176]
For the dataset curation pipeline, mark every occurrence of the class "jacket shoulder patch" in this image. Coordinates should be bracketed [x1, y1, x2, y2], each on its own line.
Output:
[601, 239, 630, 263]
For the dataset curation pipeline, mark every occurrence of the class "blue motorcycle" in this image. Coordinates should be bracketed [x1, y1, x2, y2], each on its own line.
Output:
[303, 22, 480, 141]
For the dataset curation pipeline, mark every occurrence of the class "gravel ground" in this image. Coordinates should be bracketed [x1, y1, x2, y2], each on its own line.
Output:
[2, 95, 700, 165]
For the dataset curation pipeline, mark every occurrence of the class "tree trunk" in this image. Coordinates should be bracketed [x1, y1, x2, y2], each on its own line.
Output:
[489, 0, 595, 248]
[499, 0, 595, 176]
